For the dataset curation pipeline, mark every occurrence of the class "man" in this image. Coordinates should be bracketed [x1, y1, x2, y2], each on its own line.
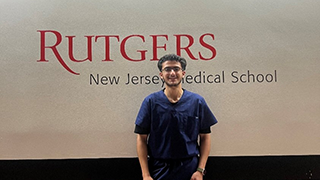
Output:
[134, 54, 217, 180]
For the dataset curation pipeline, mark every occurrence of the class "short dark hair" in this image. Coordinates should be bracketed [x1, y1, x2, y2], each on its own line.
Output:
[157, 54, 187, 71]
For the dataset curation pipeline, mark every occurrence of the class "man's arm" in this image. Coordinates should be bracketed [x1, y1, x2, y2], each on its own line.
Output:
[198, 133, 211, 169]
[191, 133, 211, 180]
[136, 134, 153, 180]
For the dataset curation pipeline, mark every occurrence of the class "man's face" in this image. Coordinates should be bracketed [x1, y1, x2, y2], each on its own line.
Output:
[159, 61, 185, 87]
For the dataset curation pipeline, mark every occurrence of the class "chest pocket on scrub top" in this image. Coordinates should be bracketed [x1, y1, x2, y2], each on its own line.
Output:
[180, 115, 199, 141]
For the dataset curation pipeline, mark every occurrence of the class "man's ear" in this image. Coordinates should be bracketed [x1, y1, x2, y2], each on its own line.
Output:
[159, 72, 164, 79]
[182, 70, 186, 77]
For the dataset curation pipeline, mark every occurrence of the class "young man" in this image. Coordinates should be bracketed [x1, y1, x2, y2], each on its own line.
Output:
[135, 54, 217, 180]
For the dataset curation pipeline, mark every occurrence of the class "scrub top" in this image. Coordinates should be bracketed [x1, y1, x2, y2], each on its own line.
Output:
[135, 89, 217, 160]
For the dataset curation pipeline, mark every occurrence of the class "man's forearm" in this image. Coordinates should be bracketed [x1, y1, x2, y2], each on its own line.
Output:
[136, 134, 151, 178]
[198, 134, 211, 169]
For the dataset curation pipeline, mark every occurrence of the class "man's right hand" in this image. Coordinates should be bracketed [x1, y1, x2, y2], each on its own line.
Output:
[143, 175, 153, 180]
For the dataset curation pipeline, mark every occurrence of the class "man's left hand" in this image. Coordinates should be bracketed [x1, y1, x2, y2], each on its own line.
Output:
[190, 171, 203, 180]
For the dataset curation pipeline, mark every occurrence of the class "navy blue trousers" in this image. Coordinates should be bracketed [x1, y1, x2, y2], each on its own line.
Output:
[149, 156, 198, 180]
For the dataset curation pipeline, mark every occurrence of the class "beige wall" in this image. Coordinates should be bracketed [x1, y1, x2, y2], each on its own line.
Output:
[1, 0, 319, 159]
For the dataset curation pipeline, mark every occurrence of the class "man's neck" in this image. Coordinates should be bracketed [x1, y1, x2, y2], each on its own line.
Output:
[164, 86, 184, 103]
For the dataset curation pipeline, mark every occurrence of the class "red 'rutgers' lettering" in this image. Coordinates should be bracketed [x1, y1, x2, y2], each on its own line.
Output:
[120, 35, 147, 61]
[199, 33, 216, 60]
[37, 30, 217, 75]
[37, 30, 79, 75]
[67, 35, 94, 62]
[150, 35, 168, 61]
[95, 35, 120, 61]
[174, 34, 198, 60]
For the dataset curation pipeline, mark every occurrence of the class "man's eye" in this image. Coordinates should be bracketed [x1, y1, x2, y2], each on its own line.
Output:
[162, 67, 181, 72]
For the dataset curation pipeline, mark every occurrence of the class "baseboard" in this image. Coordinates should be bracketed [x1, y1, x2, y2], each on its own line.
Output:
[0, 155, 319, 180]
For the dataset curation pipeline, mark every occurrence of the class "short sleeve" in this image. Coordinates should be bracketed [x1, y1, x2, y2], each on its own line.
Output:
[134, 97, 151, 131]
[134, 125, 150, 134]
[199, 127, 211, 134]
[200, 98, 218, 130]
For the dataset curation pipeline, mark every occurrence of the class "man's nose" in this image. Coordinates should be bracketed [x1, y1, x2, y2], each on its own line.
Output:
[169, 69, 176, 74]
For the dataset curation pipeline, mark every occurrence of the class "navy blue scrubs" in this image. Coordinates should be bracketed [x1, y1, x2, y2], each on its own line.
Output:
[135, 89, 217, 180]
